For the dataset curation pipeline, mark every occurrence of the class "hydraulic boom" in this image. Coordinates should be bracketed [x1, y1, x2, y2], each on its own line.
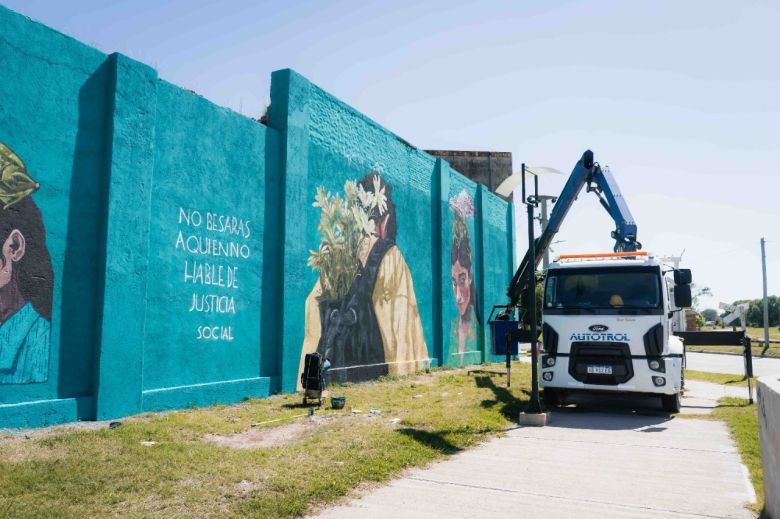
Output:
[506, 150, 641, 312]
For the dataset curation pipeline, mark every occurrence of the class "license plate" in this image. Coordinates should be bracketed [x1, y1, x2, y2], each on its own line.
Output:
[587, 365, 613, 375]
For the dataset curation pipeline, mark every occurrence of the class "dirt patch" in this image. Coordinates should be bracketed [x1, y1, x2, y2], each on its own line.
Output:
[205, 412, 399, 450]
[206, 419, 320, 449]
[234, 479, 257, 496]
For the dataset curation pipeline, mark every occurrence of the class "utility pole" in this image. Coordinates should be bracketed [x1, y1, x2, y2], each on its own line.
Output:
[537, 195, 558, 269]
[761, 238, 770, 354]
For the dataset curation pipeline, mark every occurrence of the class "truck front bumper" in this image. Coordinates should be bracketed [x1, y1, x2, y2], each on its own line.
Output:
[539, 353, 682, 396]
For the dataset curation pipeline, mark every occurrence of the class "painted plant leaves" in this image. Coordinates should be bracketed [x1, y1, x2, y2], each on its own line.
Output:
[0, 144, 40, 210]
[309, 174, 389, 300]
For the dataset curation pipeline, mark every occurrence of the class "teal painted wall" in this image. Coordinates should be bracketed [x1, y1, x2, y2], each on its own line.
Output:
[140, 81, 278, 412]
[481, 187, 516, 363]
[0, 6, 111, 426]
[0, 6, 515, 429]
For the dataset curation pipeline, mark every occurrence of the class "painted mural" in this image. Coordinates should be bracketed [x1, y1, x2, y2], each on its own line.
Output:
[0, 143, 53, 384]
[299, 172, 429, 384]
[449, 190, 480, 366]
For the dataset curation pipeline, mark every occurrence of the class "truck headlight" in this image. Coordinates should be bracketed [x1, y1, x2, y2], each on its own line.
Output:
[647, 358, 665, 373]
[544, 356, 556, 367]
[652, 376, 666, 387]
[542, 372, 553, 381]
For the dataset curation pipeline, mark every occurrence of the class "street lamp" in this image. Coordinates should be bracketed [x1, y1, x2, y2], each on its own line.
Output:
[495, 166, 563, 198]
[497, 164, 561, 423]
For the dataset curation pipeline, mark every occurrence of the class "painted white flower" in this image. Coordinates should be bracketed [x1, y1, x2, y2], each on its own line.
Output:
[344, 180, 358, 203]
[373, 174, 387, 216]
[352, 205, 375, 236]
[313, 186, 328, 209]
[449, 189, 475, 217]
[357, 184, 375, 210]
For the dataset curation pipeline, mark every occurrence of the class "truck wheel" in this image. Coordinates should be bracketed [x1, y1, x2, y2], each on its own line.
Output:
[661, 393, 681, 413]
[544, 388, 563, 407]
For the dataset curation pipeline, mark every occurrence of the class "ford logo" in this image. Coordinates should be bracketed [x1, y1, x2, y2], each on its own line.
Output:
[589, 324, 609, 332]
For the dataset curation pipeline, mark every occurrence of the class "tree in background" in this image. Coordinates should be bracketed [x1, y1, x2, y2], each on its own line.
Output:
[733, 296, 779, 328]
[701, 308, 718, 323]
[695, 313, 705, 330]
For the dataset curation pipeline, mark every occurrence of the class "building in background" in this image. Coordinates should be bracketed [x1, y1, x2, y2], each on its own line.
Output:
[426, 150, 513, 200]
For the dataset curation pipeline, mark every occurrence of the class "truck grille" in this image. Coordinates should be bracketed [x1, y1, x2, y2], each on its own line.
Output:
[568, 342, 634, 385]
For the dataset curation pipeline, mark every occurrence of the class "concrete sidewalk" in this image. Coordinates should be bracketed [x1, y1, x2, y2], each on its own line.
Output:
[313, 382, 756, 519]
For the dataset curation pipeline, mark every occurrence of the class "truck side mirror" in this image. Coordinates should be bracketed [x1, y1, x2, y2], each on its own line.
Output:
[674, 269, 692, 285]
[674, 284, 692, 308]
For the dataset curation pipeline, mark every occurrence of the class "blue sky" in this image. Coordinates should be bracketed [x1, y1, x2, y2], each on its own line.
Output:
[4, 0, 779, 309]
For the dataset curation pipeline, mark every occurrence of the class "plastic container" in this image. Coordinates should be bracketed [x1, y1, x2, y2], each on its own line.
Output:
[331, 396, 346, 410]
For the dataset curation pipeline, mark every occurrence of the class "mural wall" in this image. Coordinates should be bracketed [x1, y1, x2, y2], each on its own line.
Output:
[300, 173, 428, 384]
[0, 4, 514, 428]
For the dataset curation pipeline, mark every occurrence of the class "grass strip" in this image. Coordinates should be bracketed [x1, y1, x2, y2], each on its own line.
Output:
[710, 398, 765, 516]
[0, 364, 531, 518]
[685, 370, 748, 387]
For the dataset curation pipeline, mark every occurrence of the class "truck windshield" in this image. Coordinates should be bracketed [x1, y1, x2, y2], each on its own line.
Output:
[544, 267, 662, 312]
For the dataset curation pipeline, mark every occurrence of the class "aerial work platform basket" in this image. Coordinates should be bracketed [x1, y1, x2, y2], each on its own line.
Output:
[488, 305, 520, 356]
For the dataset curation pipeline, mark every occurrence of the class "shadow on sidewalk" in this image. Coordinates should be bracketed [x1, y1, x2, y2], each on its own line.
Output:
[473, 373, 678, 430]
[395, 428, 463, 454]
[546, 392, 675, 430]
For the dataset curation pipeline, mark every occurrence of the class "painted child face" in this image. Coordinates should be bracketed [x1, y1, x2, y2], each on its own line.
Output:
[451, 260, 471, 317]
[0, 229, 25, 291]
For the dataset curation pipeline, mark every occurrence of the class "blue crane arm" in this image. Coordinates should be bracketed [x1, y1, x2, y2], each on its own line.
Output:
[590, 164, 640, 253]
[505, 150, 641, 309]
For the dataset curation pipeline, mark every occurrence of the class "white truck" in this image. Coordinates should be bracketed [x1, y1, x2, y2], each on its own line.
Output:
[539, 251, 691, 413]
[501, 150, 693, 413]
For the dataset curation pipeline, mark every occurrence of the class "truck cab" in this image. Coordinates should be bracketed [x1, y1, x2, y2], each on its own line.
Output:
[539, 252, 689, 412]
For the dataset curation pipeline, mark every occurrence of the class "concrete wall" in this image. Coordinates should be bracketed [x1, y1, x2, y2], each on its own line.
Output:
[758, 376, 780, 518]
[0, 6, 113, 426]
[0, 6, 515, 428]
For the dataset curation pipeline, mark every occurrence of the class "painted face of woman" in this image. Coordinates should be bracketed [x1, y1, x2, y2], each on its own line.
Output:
[451, 259, 471, 317]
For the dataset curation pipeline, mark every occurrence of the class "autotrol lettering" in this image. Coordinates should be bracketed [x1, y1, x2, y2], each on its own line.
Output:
[569, 332, 630, 341]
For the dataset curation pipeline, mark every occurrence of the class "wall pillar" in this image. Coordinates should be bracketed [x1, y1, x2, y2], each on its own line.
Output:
[476, 185, 488, 360]
[437, 161, 453, 366]
[429, 159, 445, 366]
[266, 69, 312, 393]
[93, 53, 157, 420]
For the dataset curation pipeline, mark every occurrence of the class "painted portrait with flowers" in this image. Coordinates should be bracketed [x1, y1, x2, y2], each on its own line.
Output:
[299, 172, 428, 384]
[449, 189, 480, 366]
